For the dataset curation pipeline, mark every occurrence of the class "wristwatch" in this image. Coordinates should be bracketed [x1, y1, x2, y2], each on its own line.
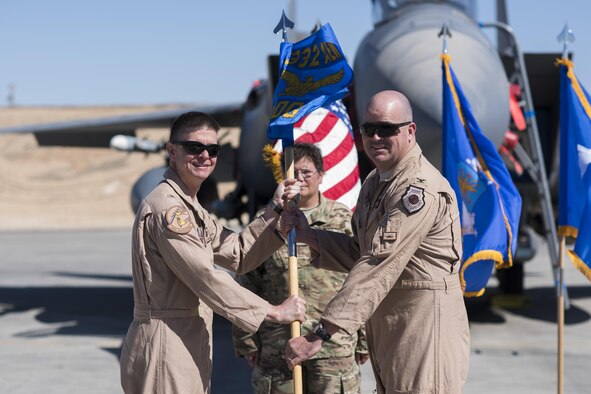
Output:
[268, 199, 283, 215]
[311, 321, 331, 341]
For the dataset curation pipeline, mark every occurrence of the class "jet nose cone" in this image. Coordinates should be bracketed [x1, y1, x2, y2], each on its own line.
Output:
[353, 3, 510, 168]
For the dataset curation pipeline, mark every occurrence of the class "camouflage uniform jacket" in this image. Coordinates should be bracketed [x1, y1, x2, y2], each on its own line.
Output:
[233, 195, 368, 361]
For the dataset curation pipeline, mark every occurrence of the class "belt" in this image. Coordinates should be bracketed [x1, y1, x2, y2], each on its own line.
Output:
[392, 274, 460, 291]
[133, 306, 200, 319]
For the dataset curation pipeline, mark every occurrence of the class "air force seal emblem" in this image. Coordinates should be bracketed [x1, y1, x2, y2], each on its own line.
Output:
[402, 186, 425, 214]
[166, 206, 193, 234]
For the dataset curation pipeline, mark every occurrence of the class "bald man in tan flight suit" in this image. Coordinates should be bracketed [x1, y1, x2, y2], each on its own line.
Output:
[120, 111, 306, 394]
[283, 91, 470, 393]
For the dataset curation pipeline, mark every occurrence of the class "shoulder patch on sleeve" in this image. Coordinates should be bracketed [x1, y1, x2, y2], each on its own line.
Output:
[165, 206, 193, 234]
[402, 186, 425, 214]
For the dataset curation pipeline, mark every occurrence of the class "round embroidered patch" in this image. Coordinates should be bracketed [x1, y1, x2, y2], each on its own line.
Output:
[402, 186, 425, 214]
[166, 206, 193, 234]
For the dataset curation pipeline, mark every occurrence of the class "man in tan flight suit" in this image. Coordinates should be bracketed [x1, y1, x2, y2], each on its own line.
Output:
[283, 91, 470, 393]
[120, 111, 306, 394]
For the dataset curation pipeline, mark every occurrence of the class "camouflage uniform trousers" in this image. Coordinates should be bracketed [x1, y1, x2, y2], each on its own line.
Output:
[251, 354, 361, 394]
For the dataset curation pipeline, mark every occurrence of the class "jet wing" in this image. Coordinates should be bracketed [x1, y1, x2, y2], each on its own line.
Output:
[0, 102, 243, 147]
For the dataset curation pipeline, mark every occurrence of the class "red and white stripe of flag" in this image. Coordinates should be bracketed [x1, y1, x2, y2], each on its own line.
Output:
[274, 107, 361, 210]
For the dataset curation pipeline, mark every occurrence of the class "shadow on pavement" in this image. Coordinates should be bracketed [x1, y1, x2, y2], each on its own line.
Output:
[0, 285, 254, 392]
[466, 285, 591, 325]
[53, 271, 132, 282]
[0, 286, 133, 337]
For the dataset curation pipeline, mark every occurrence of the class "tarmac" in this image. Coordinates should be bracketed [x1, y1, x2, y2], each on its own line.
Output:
[0, 228, 589, 393]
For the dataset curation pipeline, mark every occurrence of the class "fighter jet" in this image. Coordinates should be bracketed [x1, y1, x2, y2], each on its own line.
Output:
[0, 0, 561, 263]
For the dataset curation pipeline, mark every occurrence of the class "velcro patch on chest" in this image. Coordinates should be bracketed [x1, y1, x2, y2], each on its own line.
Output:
[166, 206, 193, 234]
[402, 186, 425, 214]
[382, 231, 397, 241]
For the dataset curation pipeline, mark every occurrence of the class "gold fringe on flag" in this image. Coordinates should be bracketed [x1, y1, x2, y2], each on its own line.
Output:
[556, 60, 586, 242]
[556, 58, 591, 119]
[262, 144, 284, 184]
[441, 53, 515, 290]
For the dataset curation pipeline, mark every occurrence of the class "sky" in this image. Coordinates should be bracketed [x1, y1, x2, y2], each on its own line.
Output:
[1, 0, 590, 107]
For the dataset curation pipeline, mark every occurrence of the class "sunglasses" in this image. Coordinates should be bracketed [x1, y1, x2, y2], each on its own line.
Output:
[359, 121, 412, 138]
[170, 140, 221, 157]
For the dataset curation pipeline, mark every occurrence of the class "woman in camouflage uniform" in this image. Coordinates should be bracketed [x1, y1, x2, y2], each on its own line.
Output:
[233, 143, 368, 394]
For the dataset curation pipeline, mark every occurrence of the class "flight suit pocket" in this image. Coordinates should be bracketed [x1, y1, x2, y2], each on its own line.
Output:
[372, 210, 401, 257]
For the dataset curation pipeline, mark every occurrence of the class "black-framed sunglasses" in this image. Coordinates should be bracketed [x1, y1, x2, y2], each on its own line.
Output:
[170, 140, 221, 157]
[359, 121, 412, 138]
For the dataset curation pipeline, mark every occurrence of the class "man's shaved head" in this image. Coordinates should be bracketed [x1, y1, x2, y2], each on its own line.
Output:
[361, 90, 417, 172]
[365, 90, 413, 123]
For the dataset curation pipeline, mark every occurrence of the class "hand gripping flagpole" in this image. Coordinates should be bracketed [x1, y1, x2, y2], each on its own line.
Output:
[556, 23, 574, 394]
[273, 11, 303, 394]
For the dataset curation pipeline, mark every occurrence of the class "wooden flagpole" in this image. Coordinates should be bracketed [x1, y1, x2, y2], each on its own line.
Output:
[272, 11, 302, 393]
[284, 145, 303, 394]
[556, 24, 575, 394]
[558, 236, 565, 394]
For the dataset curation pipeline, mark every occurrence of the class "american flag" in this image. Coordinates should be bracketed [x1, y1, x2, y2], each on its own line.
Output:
[274, 100, 361, 210]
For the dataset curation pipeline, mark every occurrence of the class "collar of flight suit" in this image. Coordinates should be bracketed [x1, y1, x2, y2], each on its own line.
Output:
[162, 167, 205, 222]
[378, 143, 423, 183]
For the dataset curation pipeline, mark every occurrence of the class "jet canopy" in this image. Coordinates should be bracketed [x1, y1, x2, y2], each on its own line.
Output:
[372, 0, 477, 25]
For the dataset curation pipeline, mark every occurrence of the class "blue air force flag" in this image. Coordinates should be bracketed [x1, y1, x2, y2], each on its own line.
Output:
[557, 58, 591, 281]
[441, 54, 522, 297]
[267, 23, 353, 140]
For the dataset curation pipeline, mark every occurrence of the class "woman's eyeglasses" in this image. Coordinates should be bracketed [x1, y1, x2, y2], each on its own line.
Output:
[170, 141, 221, 157]
[294, 169, 318, 179]
[359, 121, 412, 138]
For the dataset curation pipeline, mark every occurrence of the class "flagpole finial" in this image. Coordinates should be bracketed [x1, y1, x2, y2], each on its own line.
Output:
[311, 19, 322, 34]
[438, 23, 452, 54]
[273, 10, 295, 42]
[557, 22, 575, 59]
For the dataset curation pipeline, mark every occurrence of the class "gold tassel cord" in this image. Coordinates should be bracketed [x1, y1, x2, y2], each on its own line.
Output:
[262, 144, 284, 184]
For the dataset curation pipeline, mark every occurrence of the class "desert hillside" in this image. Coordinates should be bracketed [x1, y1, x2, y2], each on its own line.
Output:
[0, 106, 239, 231]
